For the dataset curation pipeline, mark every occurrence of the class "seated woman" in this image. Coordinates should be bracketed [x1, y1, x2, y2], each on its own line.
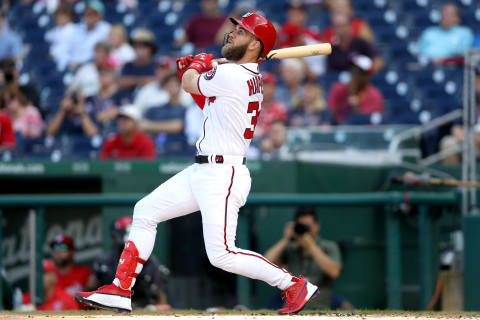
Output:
[2, 86, 43, 138]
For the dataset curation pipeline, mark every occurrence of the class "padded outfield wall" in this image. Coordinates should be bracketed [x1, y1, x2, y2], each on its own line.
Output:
[0, 160, 463, 309]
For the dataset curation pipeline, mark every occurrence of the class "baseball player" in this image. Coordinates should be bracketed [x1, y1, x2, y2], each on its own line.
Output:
[75, 12, 319, 315]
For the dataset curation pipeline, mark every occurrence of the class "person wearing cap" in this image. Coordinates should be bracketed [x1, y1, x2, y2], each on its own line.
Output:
[176, 0, 227, 51]
[99, 105, 155, 159]
[49, 235, 94, 298]
[255, 72, 287, 138]
[327, 13, 383, 73]
[77, 12, 319, 315]
[141, 74, 190, 156]
[327, 54, 384, 124]
[70, 0, 111, 66]
[118, 28, 157, 100]
[91, 217, 171, 310]
[23, 259, 80, 310]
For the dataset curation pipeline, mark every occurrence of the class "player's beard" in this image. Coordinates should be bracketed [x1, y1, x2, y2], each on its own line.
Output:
[221, 42, 249, 61]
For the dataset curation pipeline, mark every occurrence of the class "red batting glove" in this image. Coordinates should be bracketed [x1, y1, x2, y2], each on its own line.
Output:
[176, 55, 194, 81]
[187, 53, 214, 74]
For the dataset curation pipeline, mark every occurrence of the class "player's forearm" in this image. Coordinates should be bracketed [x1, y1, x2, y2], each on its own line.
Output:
[307, 241, 341, 279]
[182, 69, 201, 95]
[264, 238, 289, 265]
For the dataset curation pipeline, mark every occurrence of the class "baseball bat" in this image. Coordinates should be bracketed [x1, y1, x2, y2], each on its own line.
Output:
[393, 172, 480, 188]
[266, 43, 332, 60]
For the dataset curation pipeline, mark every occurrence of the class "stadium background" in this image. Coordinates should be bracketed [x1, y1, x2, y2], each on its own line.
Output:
[0, 0, 479, 312]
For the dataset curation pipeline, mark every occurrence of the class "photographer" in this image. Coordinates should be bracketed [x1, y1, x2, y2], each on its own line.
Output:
[264, 206, 344, 310]
[45, 92, 99, 138]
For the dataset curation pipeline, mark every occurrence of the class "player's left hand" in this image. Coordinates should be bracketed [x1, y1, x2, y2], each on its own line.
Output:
[187, 53, 214, 74]
[176, 54, 194, 81]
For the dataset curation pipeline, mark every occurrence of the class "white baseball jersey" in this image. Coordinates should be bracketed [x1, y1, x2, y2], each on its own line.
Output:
[196, 62, 263, 156]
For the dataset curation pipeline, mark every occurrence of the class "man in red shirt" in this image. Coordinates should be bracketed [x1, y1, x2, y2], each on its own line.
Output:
[50, 234, 94, 297]
[23, 260, 80, 310]
[99, 105, 156, 159]
[327, 54, 384, 124]
[0, 110, 15, 152]
[176, 0, 226, 51]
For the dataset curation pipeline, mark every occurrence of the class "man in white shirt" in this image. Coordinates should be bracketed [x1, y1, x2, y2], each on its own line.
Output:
[71, 0, 111, 67]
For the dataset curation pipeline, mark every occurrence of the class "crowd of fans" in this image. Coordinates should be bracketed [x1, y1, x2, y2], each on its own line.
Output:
[0, 0, 479, 161]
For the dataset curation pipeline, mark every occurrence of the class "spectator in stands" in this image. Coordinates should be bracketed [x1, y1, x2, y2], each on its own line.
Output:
[45, 92, 99, 138]
[260, 120, 290, 160]
[256, 72, 287, 138]
[328, 55, 384, 125]
[85, 64, 122, 134]
[1, 86, 43, 138]
[47, 4, 77, 71]
[134, 56, 193, 116]
[99, 105, 155, 159]
[118, 29, 156, 100]
[264, 206, 348, 310]
[141, 74, 189, 156]
[0, 9, 23, 61]
[0, 110, 15, 152]
[0, 58, 41, 109]
[276, 59, 306, 110]
[176, 0, 226, 51]
[322, 0, 374, 44]
[440, 66, 480, 164]
[288, 80, 329, 127]
[68, 42, 113, 98]
[70, 0, 111, 67]
[327, 13, 383, 72]
[108, 24, 135, 70]
[417, 2, 473, 64]
[23, 260, 79, 310]
[49, 234, 95, 297]
[278, 1, 326, 77]
[91, 216, 171, 310]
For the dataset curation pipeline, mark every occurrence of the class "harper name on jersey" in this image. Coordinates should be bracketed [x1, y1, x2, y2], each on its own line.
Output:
[196, 62, 263, 157]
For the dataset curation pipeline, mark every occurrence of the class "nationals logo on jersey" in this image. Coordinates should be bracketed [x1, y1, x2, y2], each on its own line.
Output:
[204, 66, 217, 80]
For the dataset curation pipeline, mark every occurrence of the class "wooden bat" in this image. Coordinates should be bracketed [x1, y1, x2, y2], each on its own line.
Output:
[266, 43, 332, 60]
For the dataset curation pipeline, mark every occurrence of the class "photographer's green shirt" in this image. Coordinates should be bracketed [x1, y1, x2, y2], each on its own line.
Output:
[280, 237, 342, 309]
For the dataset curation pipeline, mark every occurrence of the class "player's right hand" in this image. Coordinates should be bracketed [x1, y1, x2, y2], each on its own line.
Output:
[187, 53, 214, 74]
[176, 54, 194, 81]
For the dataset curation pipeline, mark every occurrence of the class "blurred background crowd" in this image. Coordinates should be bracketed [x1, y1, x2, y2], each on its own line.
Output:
[0, 0, 478, 162]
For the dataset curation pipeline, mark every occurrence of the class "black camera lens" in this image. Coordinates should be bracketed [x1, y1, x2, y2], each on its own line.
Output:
[294, 222, 310, 236]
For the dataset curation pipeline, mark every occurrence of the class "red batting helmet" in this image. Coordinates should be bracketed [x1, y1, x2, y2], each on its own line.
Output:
[230, 12, 277, 58]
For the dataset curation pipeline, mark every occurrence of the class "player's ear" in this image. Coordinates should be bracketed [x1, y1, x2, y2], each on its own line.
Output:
[249, 39, 261, 53]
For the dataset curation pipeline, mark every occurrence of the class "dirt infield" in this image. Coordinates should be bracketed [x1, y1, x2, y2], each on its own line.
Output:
[1, 312, 480, 320]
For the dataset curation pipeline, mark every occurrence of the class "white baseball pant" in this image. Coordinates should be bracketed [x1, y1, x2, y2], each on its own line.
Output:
[128, 163, 294, 290]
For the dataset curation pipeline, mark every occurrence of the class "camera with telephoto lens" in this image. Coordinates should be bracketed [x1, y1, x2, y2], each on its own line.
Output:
[291, 222, 310, 241]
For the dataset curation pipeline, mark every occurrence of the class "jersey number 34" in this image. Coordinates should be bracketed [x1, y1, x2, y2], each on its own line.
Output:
[244, 102, 261, 139]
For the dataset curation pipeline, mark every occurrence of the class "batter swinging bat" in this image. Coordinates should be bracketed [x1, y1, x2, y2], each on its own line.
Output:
[266, 43, 332, 60]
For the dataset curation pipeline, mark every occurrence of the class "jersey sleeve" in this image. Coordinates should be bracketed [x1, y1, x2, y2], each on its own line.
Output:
[197, 64, 233, 97]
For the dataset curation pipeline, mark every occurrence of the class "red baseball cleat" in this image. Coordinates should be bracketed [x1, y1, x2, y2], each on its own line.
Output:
[75, 284, 131, 313]
[277, 276, 319, 315]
